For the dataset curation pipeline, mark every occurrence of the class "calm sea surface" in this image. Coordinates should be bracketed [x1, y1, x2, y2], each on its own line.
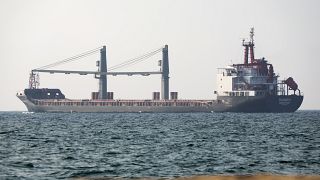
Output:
[0, 111, 319, 179]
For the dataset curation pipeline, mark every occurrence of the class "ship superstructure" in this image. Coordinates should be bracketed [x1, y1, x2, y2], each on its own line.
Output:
[17, 29, 303, 112]
[217, 28, 301, 98]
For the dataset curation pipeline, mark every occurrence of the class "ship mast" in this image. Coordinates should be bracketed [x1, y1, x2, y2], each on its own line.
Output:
[243, 27, 255, 64]
[29, 72, 40, 89]
[161, 45, 169, 100]
[98, 46, 107, 99]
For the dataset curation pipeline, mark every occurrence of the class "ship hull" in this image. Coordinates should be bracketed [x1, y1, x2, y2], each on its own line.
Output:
[18, 95, 303, 113]
[217, 95, 303, 113]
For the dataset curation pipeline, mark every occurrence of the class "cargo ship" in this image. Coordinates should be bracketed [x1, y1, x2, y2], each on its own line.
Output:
[17, 29, 303, 112]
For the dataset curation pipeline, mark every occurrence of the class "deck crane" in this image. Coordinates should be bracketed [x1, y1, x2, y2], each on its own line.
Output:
[30, 45, 170, 100]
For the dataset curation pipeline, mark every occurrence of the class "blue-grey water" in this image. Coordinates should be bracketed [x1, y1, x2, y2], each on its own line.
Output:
[0, 111, 319, 179]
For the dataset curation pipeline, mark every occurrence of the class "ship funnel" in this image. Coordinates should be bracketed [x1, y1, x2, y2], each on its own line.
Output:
[243, 40, 249, 64]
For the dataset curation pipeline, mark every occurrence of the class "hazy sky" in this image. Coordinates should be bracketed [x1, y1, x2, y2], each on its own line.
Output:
[0, 0, 319, 111]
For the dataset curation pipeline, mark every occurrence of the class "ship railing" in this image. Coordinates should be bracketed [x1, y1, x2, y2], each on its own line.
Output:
[276, 80, 302, 96]
[32, 99, 216, 107]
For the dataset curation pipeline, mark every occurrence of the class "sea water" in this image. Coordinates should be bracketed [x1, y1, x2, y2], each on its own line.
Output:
[0, 111, 319, 179]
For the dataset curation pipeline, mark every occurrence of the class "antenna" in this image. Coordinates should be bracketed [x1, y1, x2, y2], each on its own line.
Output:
[250, 27, 255, 43]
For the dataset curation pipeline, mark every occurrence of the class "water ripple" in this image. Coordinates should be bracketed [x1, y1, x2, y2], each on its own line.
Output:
[0, 111, 319, 179]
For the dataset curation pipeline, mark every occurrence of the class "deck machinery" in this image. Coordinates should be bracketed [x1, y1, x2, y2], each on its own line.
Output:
[17, 29, 303, 112]
[28, 45, 170, 100]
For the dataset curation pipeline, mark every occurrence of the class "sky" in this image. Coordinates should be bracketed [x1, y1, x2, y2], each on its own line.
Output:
[0, 0, 319, 111]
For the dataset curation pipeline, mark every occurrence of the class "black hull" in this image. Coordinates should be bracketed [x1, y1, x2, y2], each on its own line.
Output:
[218, 95, 304, 113]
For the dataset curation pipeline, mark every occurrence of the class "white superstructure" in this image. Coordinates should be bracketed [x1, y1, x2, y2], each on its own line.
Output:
[216, 60, 278, 97]
[216, 28, 281, 98]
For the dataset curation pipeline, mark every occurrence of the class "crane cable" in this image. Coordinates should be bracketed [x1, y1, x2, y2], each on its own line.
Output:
[108, 47, 163, 71]
[34, 45, 163, 71]
[34, 46, 102, 70]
